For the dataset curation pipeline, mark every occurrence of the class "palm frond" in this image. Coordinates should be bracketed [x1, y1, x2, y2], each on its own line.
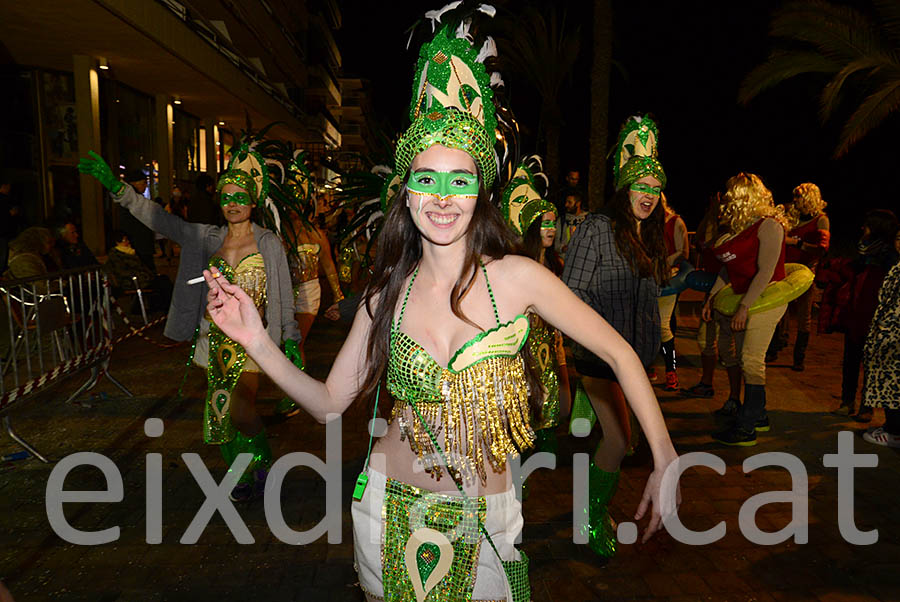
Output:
[739, 49, 839, 104]
[772, 1, 885, 61]
[819, 54, 900, 120]
[835, 80, 900, 156]
[873, 0, 900, 46]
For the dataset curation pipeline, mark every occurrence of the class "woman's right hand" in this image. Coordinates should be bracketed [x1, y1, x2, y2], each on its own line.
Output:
[204, 268, 266, 348]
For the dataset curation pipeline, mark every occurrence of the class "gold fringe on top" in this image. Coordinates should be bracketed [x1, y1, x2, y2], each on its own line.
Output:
[390, 355, 534, 486]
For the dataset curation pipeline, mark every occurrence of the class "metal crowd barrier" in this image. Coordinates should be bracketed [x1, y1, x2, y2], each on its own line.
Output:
[0, 266, 132, 462]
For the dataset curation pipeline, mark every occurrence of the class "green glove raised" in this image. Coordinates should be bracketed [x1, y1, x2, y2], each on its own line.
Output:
[284, 339, 304, 371]
[77, 150, 124, 195]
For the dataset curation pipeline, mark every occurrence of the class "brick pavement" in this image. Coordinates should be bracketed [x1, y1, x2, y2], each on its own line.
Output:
[1, 293, 898, 601]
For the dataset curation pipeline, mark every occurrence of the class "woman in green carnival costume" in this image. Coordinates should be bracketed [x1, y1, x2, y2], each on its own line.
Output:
[202, 9, 679, 601]
[562, 114, 671, 563]
[501, 156, 571, 453]
[78, 143, 302, 502]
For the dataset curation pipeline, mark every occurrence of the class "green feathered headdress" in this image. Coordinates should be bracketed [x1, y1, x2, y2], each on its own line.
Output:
[396, 8, 503, 188]
[612, 114, 666, 190]
[501, 156, 555, 236]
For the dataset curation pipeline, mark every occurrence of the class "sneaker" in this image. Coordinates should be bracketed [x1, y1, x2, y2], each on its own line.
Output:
[754, 416, 770, 432]
[862, 427, 900, 448]
[275, 397, 302, 418]
[712, 425, 757, 447]
[681, 382, 714, 398]
[714, 397, 741, 417]
[663, 371, 679, 392]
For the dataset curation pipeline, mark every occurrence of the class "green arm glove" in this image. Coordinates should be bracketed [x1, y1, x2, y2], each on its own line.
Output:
[77, 150, 124, 195]
[284, 339, 305, 371]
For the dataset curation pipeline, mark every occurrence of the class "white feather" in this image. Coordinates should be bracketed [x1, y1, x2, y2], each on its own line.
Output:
[371, 165, 393, 176]
[490, 72, 505, 87]
[265, 159, 285, 183]
[477, 4, 496, 17]
[455, 19, 472, 42]
[265, 197, 282, 235]
[475, 36, 497, 63]
[425, 2, 462, 30]
[536, 173, 549, 188]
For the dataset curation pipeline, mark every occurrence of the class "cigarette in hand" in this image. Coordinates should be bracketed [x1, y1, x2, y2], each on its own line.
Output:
[186, 276, 206, 285]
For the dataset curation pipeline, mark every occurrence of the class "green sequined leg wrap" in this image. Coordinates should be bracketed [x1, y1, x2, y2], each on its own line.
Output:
[587, 462, 620, 558]
[220, 429, 273, 486]
[204, 324, 248, 444]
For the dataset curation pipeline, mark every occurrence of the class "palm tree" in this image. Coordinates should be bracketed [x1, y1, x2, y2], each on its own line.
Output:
[497, 4, 581, 186]
[588, 0, 613, 209]
[739, 0, 900, 157]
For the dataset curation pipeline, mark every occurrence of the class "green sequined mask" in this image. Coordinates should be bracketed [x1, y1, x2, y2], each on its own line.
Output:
[407, 171, 479, 200]
[629, 182, 661, 197]
[220, 191, 253, 206]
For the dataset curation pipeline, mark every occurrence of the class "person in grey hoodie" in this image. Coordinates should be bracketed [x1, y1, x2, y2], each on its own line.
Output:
[79, 149, 301, 502]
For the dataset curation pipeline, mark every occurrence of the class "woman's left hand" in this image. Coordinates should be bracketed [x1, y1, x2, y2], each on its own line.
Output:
[635, 454, 682, 543]
[731, 304, 749, 331]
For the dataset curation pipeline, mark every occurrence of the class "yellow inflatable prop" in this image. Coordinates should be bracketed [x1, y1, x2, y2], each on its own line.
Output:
[714, 263, 814, 316]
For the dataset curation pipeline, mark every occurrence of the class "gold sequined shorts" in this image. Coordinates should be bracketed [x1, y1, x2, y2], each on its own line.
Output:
[351, 468, 523, 601]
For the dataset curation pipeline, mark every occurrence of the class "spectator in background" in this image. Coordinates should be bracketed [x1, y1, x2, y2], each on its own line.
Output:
[117, 167, 157, 272]
[555, 190, 589, 259]
[2, 227, 54, 284]
[105, 230, 173, 314]
[822, 210, 899, 418]
[54, 220, 98, 269]
[188, 174, 218, 225]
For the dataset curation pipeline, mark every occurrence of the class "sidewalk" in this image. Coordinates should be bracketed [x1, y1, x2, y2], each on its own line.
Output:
[1, 297, 897, 601]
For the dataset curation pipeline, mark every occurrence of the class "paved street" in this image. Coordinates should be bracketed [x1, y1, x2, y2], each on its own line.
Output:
[1, 291, 898, 601]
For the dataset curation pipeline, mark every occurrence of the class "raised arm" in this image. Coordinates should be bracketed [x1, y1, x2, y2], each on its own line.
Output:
[78, 151, 202, 245]
[204, 268, 370, 423]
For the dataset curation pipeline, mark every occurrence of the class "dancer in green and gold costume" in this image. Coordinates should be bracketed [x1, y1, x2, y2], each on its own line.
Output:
[78, 142, 302, 503]
[501, 156, 571, 455]
[203, 7, 679, 599]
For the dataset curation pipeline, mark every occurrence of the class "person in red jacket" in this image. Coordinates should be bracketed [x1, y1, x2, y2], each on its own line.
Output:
[781, 183, 830, 371]
[824, 210, 899, 418]
[703, 173, 788, 446]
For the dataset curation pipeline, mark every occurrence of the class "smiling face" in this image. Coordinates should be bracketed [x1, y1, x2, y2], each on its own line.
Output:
[220, 183, 254, 224]
[539, 211, 557, 248]
[629, 175, 662, 221]
[407, 144, 478, 247]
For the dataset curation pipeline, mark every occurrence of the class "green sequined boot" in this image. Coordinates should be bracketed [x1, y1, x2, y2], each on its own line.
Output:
[221, 429, 273, 501]
[587, 462, 620, 558]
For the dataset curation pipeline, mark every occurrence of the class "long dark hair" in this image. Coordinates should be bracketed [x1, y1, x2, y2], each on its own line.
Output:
[603, 187, 668, 284]
[355, 178, 544, 415]
[523, 214, 562, 276]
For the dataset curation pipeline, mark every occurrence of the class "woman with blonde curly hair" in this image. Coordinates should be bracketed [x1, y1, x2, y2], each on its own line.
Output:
[702, 173, 788, 446]
[781, 182, 829, 370]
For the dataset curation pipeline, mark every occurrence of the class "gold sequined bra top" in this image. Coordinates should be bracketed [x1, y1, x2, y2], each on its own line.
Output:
[208, 253, 267, 314]
[386, 263, 534, 486]
[294, 243, 320, 283]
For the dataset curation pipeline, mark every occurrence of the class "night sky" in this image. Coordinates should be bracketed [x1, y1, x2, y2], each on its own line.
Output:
[338, 0, 895, 252]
